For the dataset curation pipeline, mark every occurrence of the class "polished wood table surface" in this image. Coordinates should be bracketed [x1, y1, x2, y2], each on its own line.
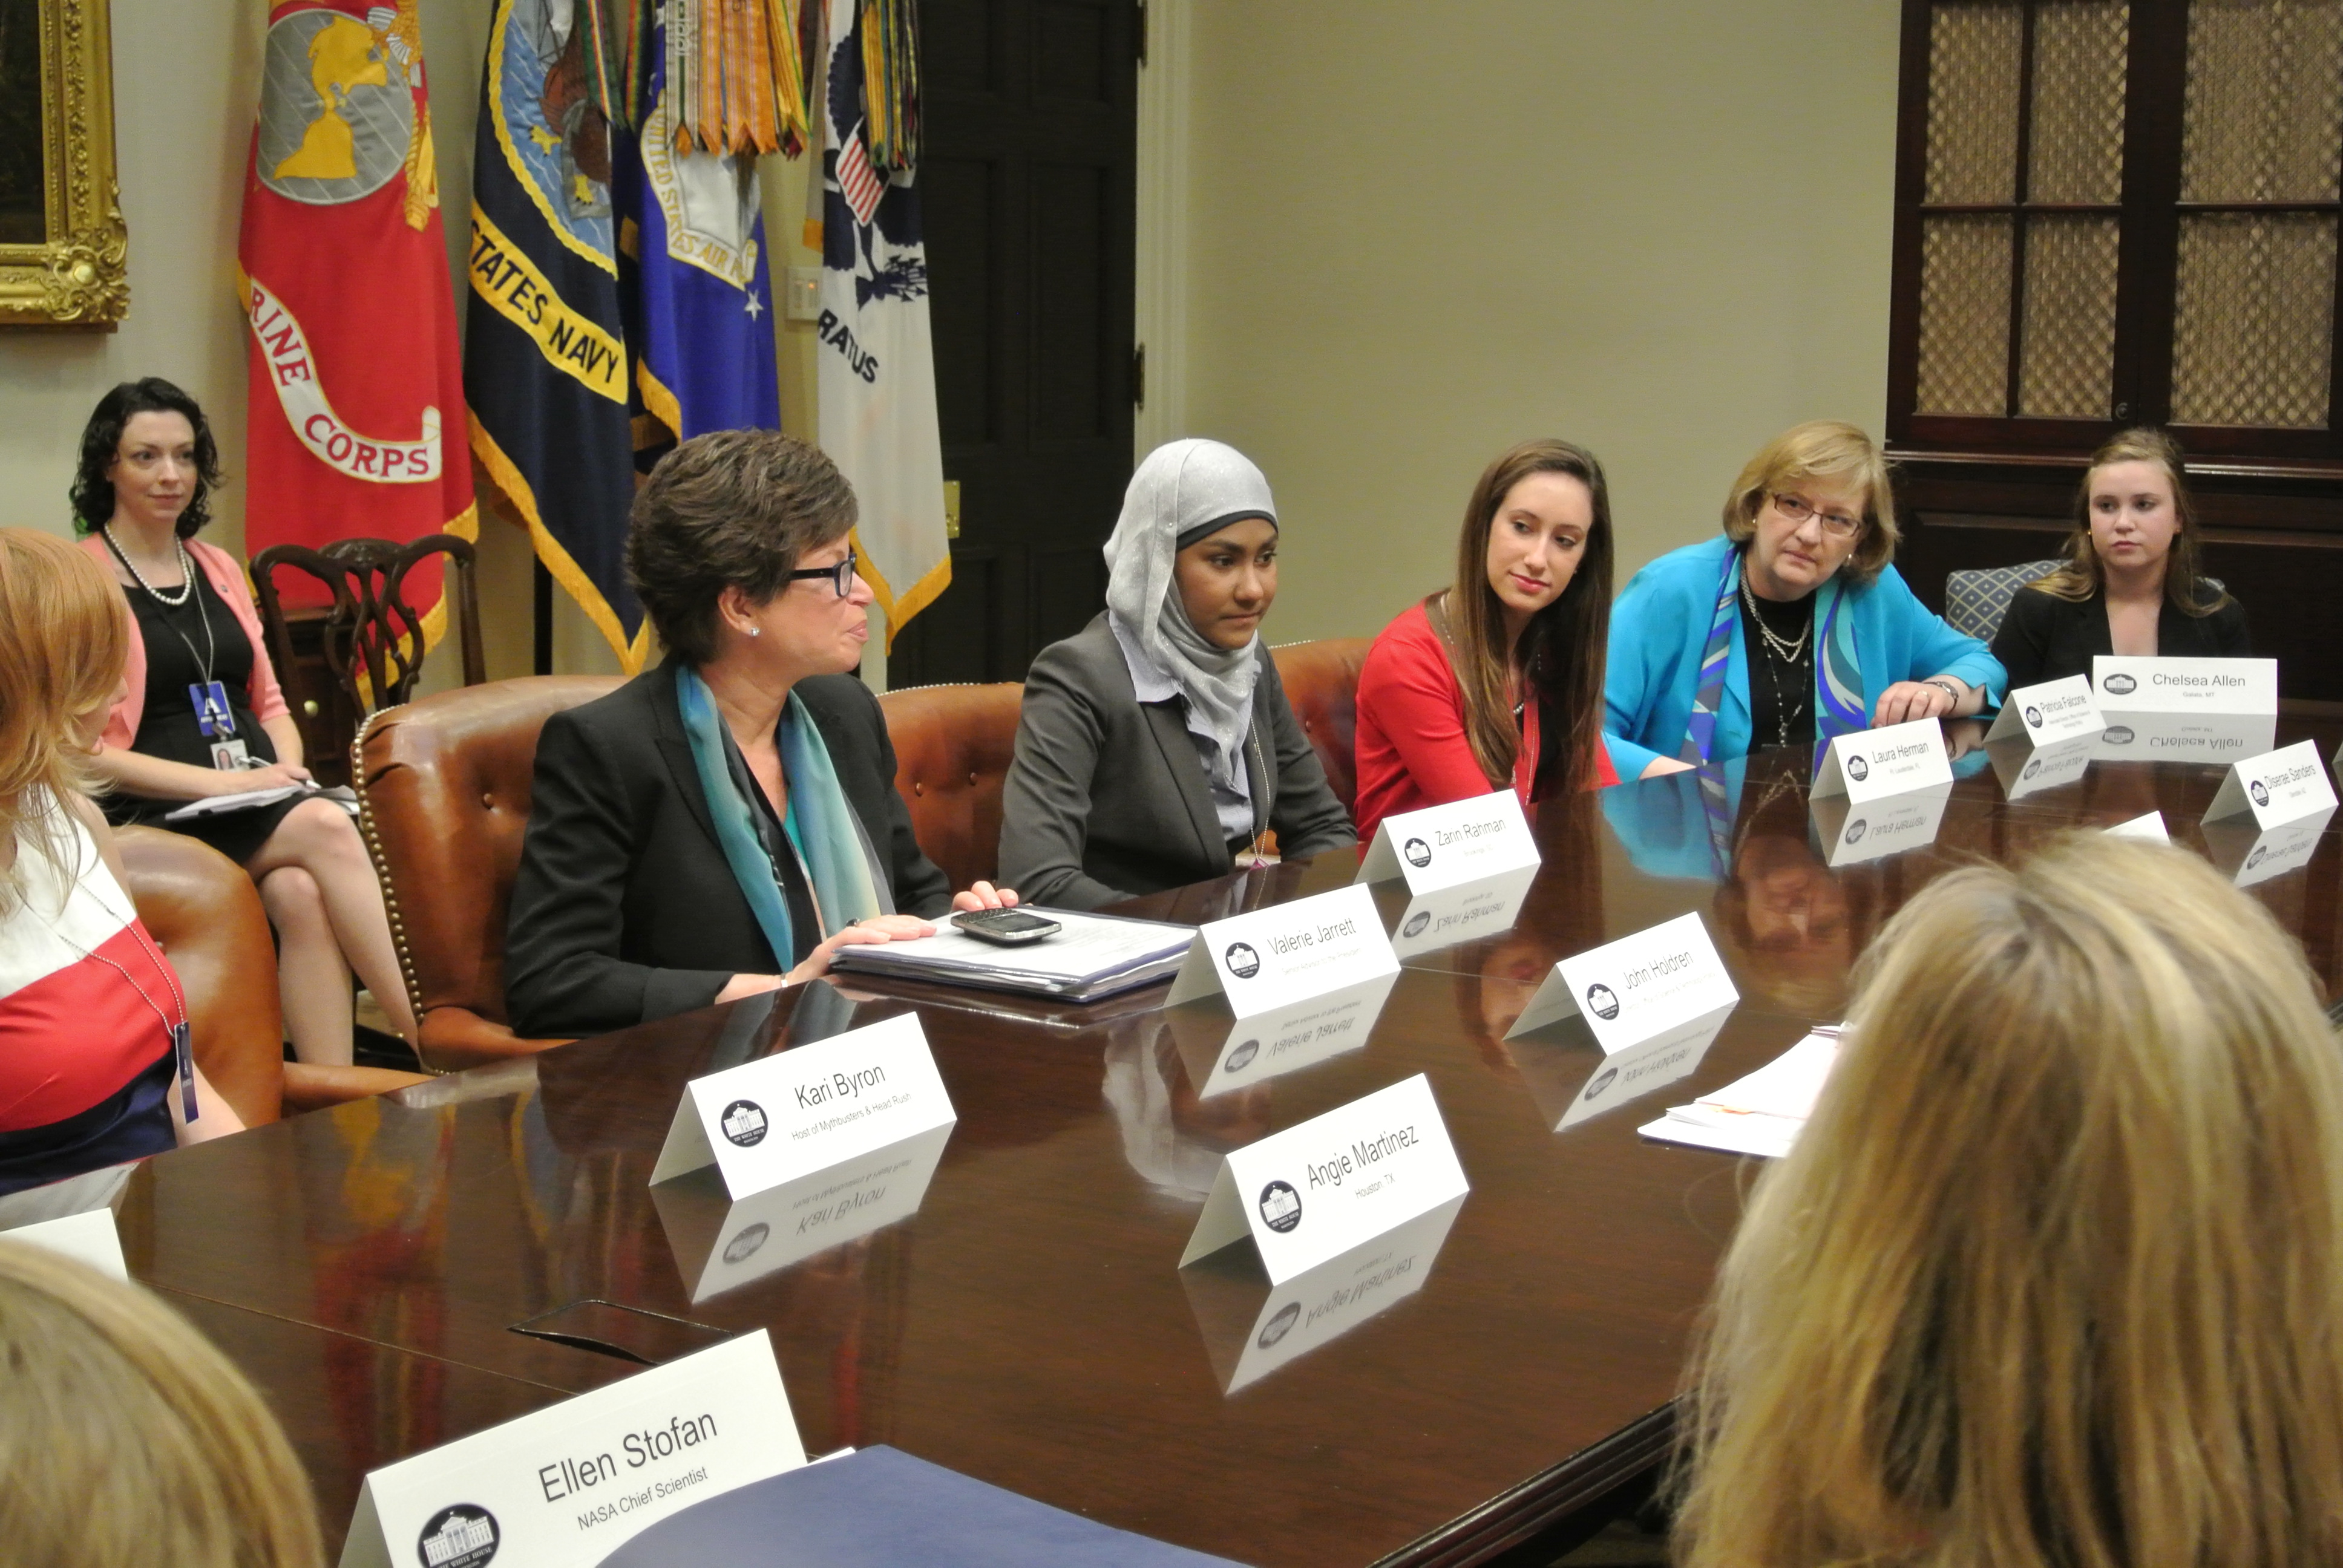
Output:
[116, 720, 2343, 1566]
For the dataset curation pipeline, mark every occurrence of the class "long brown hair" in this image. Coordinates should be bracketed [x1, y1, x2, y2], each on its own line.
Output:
[2034, 426, 2227, 616]
[1676, 834, 2343, 1568]
[0, 529, 128, 901]
[1439, 440, 1613, 794]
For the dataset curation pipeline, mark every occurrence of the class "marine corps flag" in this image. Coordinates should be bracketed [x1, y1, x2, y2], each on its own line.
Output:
[464, 0, 645, 669]
[238, 0, 474, 632]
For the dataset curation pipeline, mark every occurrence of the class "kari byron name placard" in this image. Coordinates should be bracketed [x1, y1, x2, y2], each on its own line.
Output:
[1810, 716, 1954, 805]
[1179, 1074, 1469, 1286]
[1164, 883, 1399, 1020]
[1986, 674, 2103, 747]
[2094, 655, 2277, 715]
[651, 1014, 956, 1198]
[2205, 739, 2340, 832]
[1506, 912, 1739, 1051]
[1354, 789, 1540, 895]
[0, 1207, 127, 1279]
[338, 1331, 803, 1568]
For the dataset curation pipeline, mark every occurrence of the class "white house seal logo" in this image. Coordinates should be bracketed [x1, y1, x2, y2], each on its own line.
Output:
[1582, 1066, 1619, 1102]
[1257, 1180, 1302, 1233]
[723, 1223, 772, 1264]
[720, 1100, 768, 1148]
[1403, 837, 1432, 868]
[1257, 1301, 1301, 1348]
[1845, 753, 1870, 782]
[1584, 983, 1621, 1021]
[1223, 942, 1261, 980]
[1844, 818, 1869, 845]
[258, 7, 415, 206]
[1224, 1039, 1260, 1073]
[416, 1503, 498, 1567]
[2024, 705, 2043, 727]
[2103, 673, 2138, 695]
[2250, 780, 2271, 808]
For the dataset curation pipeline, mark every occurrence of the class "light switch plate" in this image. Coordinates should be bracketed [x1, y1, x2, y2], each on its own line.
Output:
[785, 266, 821, 321]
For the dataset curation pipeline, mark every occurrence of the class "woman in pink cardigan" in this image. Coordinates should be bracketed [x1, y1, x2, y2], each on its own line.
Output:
[73, 379, 416, 1065]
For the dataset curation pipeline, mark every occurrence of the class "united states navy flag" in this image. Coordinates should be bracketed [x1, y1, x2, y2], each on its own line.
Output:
[614, 22, 781, 454]
[464, 0, 647, 670]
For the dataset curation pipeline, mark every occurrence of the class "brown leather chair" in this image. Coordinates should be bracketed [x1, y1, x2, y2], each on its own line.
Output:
[354, 676, 621, 1071]
[114, 826, 427, 1125]
[1270, 638, 1372, 815]
[879, 682, 1025, 891]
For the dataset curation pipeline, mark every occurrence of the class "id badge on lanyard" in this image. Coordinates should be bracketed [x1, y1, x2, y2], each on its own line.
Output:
[191, 681, 250, 769]
[171, 1020, 197, 1119]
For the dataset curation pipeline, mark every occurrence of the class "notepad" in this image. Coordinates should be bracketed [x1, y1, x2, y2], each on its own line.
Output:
[827, 909, 1195, 1002]
[1639, 1027, 1841, 1159]
[162, 783, 361, 822]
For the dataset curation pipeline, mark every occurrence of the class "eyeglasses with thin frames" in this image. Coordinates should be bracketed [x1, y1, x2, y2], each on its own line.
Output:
[787, 547, 859, 598]
[1769, 492, 1863, 539]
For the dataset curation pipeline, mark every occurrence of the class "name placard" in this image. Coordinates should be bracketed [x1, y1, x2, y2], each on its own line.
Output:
[1811, 783, 1953, 868]
[650, 1014, 955, 1198]
[1505, 911, 1739, 1050]
[2105, 810, 2169, 842]
[1178, 1074, 1469, 1285]
[2206, 739, 2339, 831]
[1, 1207, 127, 1279]
[1354, 789, 1539, 894]
[2206, 808, 2335, 889]
[2092, 711, 2276, 764]
[1986, 674, 2103, 746]
[1991, 733, 2096, 800]
[338, 1331, 802, 1568]
[1810, 716, 1954, 804]
[2094, 655, 2278, 715]
[1163, 884, 1399, 1020]
[1168, 974, 1396, 1100]
[1387, 867, 1536, 961]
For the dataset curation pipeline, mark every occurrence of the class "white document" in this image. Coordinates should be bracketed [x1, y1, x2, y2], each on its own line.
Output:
[1811, 784, 1953, 867]
[2205, 809, 2334, 889]
[2094, 655, 2277, 715]
[1208, 1197, 1464, 1394]
[650, 1014, 955, 1197]
[2204, 739, 2339, 830]
[1386, 867, 1536, 960]
[1167, 974, 1395, 1099]
[1354, 789, 1539, 894]
[163, 782, 313, 822]
[1638, 1028, 1841, 1160]
[1986, 673, 2103, 746]
[2092, 711, 2276, 765]
[0, 1207, 128, 1279]
[1991, 733, 2096, 800]
[2106, 810, 2169, 842]
[1809, 717, 1954, 805]
[337, 1331, 803, 1568]
[1162, 883, 1398, 1020]
[651, 1124, 951, 1304]
[1179, 1073, 1469, 1285]
[1506, 910, 1739, 1051]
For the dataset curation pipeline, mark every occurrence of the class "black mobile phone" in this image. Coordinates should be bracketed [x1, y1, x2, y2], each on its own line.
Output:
[951, 908, 1062, 946]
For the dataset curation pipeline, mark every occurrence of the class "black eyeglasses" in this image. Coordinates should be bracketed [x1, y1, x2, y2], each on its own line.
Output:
[787, 548, 858, 598]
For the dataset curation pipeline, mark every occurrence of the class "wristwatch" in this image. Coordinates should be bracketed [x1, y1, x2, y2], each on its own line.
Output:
[1924, 678, 1962, 704]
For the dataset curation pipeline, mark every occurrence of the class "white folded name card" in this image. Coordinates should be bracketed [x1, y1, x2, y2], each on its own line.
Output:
[1, 1207, 127, 1280]
[1168, 974, 1396, 1100]
[338, 1330, 803, 1568]
[1211, 1197, 1464, 1394]
[1987, 674, 2103, 746]
[2206, 739, 2339, 831]
[1387, 866, 1536, 960]
[1179, 1073, 1469, 1285]
[1812, 784, 1953, 868]
[1810, 716, 1953, 804]
[1164, 883, 1399, 1020]
[2207, 809, 2334, 889]
[2094, 655, 2277, 715]
[2105, 810, 2169, 842]
[650, 1013, 956, 1197]
[1354, 789, 1539, 895]
[1506, 911, 1739, 1051]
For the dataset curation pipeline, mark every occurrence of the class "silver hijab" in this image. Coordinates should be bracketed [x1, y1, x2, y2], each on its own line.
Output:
[1102, 440, 1278, 812]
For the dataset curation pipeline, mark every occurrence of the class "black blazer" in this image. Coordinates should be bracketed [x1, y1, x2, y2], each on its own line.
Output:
[505, 659, 951, 1038]
[1991, 583, 2250, 692]
[997, 615, 1358, 910]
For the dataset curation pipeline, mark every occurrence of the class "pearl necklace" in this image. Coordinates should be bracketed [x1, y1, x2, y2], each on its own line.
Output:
[1738, 573, 1810, 664]
[100, 524, 196, 608]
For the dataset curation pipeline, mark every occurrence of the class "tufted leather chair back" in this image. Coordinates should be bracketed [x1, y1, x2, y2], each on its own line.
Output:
[1270, 638, 1371, 815]
[879, 682, 1025, 892]
[356, 676, 619, 1070]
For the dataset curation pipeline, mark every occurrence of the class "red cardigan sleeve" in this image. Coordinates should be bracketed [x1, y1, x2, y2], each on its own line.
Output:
[1355, 609, 1502, 808]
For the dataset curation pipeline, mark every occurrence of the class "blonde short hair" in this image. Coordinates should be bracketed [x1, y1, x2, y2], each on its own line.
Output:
[1677, 834, 2343, 1568]
[1719, 420, 1900, 588]
[0, 528, 130, 903]
[0, 1239, 324, 1567]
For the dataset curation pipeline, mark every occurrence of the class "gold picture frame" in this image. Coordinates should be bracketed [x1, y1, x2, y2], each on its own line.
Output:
[0, 0, 126, 327]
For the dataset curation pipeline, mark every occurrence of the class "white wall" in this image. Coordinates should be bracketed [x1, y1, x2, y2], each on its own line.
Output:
[1178, 0, 1902, 643]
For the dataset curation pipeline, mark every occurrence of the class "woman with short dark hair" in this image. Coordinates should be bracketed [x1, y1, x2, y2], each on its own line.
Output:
[506, 430, 1016, 1039]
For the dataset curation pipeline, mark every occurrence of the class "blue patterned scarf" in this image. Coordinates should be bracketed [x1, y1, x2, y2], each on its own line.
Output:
[1677, 546, 1866, 769]
[676, 665, 887, 968]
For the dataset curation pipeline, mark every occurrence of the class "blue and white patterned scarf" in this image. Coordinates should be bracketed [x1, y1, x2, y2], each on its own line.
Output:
[1677, 545, 1866, 771]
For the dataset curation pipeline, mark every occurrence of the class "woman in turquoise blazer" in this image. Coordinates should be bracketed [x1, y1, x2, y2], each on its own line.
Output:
[1605, 422, 2003, 777]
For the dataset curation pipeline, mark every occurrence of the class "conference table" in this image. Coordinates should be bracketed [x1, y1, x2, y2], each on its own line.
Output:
[107, 719, 2343, 1566]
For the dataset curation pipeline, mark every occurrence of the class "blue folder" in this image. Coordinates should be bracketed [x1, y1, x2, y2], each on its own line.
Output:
[595, 1445, 1251, 1567]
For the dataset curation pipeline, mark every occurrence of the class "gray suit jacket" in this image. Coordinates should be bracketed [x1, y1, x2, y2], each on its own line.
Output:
[999, 615, 1358, 909]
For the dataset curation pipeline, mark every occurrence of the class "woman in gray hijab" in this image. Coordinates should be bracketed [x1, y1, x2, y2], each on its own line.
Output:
[997, 440, 1357, 909]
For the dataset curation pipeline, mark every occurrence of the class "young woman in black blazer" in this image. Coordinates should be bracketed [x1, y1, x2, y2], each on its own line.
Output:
[1991, 428, 2248, 690]
[505, 432, 1015, 1039]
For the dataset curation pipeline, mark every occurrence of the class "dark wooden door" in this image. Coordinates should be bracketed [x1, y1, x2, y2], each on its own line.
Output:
[889, 0, 1138, 687]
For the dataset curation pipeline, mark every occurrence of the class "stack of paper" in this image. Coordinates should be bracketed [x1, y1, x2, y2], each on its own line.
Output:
[163, 782, 361, 822]
[829, 909, 1195, 1002]
[1639, 1027, 1840, 1158]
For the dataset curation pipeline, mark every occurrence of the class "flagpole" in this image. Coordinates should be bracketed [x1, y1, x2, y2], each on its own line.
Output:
[533, 559, 552, 676]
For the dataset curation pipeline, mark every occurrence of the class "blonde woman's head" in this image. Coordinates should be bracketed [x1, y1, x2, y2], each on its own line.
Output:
[0, 1238, 323, 1567]
[1678, 834, 2343, 1568]
[1720, 420, 1900, 589]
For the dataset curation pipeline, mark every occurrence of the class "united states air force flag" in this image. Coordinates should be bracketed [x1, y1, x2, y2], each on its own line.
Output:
[815, 0, 949, 646]
[615, 23, 781, 454]
[464, 0, 646, 670]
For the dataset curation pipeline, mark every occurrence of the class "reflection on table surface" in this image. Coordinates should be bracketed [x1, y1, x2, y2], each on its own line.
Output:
[117, 719, 2343, 1567]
